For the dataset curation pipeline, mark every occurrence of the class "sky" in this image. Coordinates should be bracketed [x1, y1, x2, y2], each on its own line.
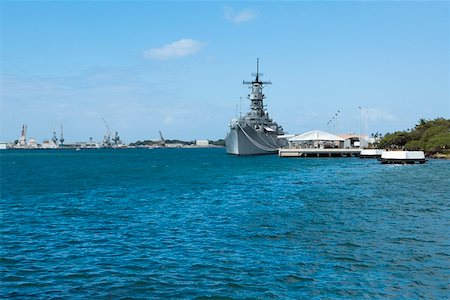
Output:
[1, 1, 449, 143]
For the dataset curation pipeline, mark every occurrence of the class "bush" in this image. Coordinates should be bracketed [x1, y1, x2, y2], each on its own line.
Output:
[425, 131, 450, 153]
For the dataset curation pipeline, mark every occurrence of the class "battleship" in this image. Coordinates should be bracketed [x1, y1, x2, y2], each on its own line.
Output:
[225, 59, 287, 155]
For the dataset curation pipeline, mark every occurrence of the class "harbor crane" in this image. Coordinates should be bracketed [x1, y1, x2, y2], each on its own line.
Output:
[52, 128, 58, 145]
[60, 124, 65, 146]
[103, 118, 112, 146]
[103, 119, 121, 147]
[159, 131, 166, 147]
[113, 131, 120, 146]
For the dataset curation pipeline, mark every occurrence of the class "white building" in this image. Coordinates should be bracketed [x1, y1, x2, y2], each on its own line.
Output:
[195, 140, 210, 147]
[41, 140, 57, 149]
[28, 138, 38, 148]
[339, 134, 369, 148]
[288, 130, 344, 149]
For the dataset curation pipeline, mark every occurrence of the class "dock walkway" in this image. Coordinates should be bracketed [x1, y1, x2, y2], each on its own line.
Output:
[279, 148, 361, 158]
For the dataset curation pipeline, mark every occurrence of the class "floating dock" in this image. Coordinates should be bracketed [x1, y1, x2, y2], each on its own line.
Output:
[279, 148, 361, 158]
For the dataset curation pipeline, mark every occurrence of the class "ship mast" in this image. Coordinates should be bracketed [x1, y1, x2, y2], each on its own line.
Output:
[242, 58, 271, 118]
[19, 124, 27, 146]
[243, 58, 271, 85]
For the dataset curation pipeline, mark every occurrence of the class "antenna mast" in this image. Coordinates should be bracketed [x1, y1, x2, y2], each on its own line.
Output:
[19, 124, 27, 146]
[243, 58, 271, 85]
[256, 58, 259, 82]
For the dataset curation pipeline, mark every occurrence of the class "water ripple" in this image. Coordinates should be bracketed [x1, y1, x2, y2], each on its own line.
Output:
[1, 149, 449, 299]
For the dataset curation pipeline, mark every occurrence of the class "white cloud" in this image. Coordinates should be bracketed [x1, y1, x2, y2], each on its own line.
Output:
[224, 6, 256, 24]
[142, 38, 205, 60]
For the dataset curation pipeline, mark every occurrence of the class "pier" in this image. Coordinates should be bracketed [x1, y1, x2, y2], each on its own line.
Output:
[279, 148, 361, 158]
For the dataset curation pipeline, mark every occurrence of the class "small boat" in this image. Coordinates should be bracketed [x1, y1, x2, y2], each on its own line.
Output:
[379, 151, 426, 164]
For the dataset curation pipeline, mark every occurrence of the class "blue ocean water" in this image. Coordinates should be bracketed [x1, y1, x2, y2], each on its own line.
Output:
[1, 148, 449, 299]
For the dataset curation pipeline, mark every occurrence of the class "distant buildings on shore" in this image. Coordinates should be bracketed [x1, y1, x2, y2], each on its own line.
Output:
[0, 124, 220, 150]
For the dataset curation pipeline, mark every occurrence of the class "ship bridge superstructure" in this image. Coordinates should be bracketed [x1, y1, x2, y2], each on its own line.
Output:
[238, 58, 283, 134]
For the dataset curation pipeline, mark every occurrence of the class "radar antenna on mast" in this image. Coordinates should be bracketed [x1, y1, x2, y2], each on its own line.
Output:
[243, 58, 272, 85]
[252, 58, 263, 82]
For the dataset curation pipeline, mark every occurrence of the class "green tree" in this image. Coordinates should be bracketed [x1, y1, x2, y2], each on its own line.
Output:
[379, 131, 411, 149]
[405, 140, 423, 151]
[378, 118, 450, 155]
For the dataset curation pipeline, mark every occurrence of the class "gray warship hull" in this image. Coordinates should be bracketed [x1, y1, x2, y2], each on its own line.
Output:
[225, 124, 287, 155]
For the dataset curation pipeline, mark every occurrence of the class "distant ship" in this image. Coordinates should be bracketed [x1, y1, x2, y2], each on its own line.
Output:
[225, 59, 287, 155]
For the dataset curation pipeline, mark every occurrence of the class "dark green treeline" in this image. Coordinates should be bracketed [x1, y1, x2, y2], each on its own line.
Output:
[378, 118, 450, 155]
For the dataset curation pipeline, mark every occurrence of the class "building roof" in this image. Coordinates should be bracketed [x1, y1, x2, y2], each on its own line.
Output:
[289, 130, 345, 142]
[339, 134, 368, 140]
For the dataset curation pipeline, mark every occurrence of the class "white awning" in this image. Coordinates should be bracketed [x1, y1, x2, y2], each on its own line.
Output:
[289, 130, 345, 142]
[278, 134, 296, 139]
